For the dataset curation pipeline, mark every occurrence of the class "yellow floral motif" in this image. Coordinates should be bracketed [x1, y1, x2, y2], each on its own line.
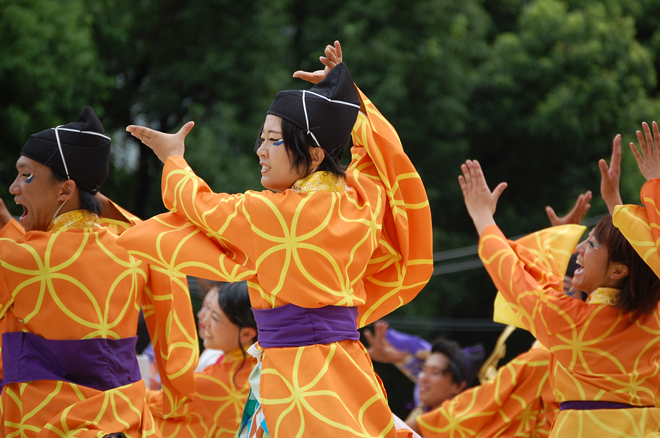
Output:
[118, 87, 434, 438]
[147, 348, 257, 438]
[417, 347, 557, 438]
[586, 288, 620, 306]
[0, 208, 199, 436]
[479, 216, 660, 437]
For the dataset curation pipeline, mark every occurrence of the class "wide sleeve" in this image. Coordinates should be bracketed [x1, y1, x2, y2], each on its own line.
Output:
[350, 88, 434, 327]
[479, 224, 586, 345]
[417, 347, 557, 438]
[0, 219, 24, 318]
[141, 262, 199, 418]
[612, 179, 660, 278]
[117, 157, 257, 282]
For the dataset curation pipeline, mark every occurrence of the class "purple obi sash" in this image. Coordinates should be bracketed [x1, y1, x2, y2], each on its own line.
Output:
[2, 332, 141, 391]
[560, 401, 655, 411]
[252, 304, 359, 348]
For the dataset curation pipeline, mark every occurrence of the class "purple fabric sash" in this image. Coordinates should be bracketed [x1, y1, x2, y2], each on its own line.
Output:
[252, 304, 359, 348]
[3, 332, 141, 391]
[560, 401, 655, 411]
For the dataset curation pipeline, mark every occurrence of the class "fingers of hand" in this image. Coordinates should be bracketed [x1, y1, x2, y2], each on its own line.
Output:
[643, 122, 655, 151]
[637, 130, 647, 157]
[630, 141, 644, 163]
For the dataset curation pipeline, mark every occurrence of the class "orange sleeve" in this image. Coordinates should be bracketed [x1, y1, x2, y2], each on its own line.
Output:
[117, 157, 257, 283]
[350, 88, 434, 327]
[417, 347, 557, 438]
[0, 219, 24, 239]
[612, 178, 660, 278]
[479, 225, 587, 346]
[141, 262, 199, 417]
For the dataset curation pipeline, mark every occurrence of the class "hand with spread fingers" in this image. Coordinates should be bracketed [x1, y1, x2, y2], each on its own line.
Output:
[546, 191, 592, 226]
[363, 320, 408, 364]
[126, 121, 195, 163]
[293, 40, 343, 84]
[630, 121, 660, 181]
[600, 134, 623, 213]
[458, 160, 507, 235]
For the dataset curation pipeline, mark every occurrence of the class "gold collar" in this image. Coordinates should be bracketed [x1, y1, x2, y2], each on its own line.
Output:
[47, 209, 101, 232]
[290, 171, 347, 194]
[586, 287, 620, 306]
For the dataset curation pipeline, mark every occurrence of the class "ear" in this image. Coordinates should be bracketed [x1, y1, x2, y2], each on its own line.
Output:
[58, 179, 78, 202]
[609, 262, 629, 281]
[452, 380, 467, 397]
[239, 327, 257, 347]
[309, 146, 326, 171]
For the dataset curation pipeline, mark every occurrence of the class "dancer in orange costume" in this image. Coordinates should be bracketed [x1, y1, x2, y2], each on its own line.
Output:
[416, 344, 557, 438]
[0, 107, 199, 438]
[147, 282, 257, 438]
[120, 41, 433, 438]
[458, 136, 660, 437]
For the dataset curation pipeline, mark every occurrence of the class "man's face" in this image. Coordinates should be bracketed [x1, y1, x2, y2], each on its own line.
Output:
[10, 156, 65, 232]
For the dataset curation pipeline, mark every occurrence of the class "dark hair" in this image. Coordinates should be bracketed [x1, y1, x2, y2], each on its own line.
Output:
[431, 339, 484, 386]
[255, 119, 348, 178]
[217, 281, 257, 386]
[593, 215, 660, 315]
[50, 170, 102, 215]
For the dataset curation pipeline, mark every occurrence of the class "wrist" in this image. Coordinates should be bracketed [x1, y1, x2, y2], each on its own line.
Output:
[472, 215, 496, 236]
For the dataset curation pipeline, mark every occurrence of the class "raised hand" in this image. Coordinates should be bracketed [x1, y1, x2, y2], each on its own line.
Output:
[630, 121, 660, 181]
[458, 160, 507, 235]
[126, 121, 195, 163]
[293, 40, 343, 84]
[545, 191, 592, 226]
[363, 321, 408, 364]
[599, 134, 623, 213]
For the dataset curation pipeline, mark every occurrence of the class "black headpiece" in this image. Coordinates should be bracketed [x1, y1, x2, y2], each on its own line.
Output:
[20, 107, 111, 194]
[267, 63, 360, 160]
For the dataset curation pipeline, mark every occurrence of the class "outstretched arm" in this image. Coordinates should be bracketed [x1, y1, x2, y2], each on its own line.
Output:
[600, 134, 623, 213]
[545, 191, 592, 226]
[458, 160, 507, 235]
[126, 121, 195, 163]
[630, 121, 660, 181]
[293, 40, 343, 84]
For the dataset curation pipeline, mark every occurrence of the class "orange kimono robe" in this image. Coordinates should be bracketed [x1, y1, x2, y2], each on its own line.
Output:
[118, 87, 434, 438]
[146, 349, 257, 438]
[479, 222, 660, 438]
[417, 344, 557, 438]
[0, 210, 199, 437]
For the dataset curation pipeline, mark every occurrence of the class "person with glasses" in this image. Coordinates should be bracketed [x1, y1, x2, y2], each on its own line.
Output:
[0, 107, 199, 438]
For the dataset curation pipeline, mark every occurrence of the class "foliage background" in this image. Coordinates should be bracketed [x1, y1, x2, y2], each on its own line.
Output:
[2, 0, 660, 416]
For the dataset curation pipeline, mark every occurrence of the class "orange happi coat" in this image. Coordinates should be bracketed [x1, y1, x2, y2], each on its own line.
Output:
[480, 215, 660, 437]
[118, 87, 434, 438]
[147, 349, 257, 438]
[417, 344, 557, 438]
[0, 208, 199, 438]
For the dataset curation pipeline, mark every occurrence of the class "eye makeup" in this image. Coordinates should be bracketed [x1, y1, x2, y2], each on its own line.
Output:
[25, 174, 35, 183]
[273, 140, 283, 146]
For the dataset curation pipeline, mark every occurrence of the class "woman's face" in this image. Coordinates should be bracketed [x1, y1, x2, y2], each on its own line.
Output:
[203, 295, 240, 352]
[197, 288, 218, 340]
[9, 156, 67, 232]
[573, 230, 623, 293]
[417, 352, 465, 409]
[256, 115, 308, 192]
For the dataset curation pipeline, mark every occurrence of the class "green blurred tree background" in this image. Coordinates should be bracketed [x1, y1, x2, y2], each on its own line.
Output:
[2, 0, 660, 415]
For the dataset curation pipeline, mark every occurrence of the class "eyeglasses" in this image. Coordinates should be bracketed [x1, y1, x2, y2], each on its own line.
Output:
[418, 367, 451, 378]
